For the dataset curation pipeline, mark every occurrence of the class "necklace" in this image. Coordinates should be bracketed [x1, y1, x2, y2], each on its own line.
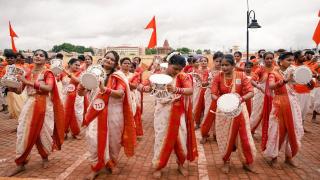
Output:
[223, 73, 233, 88]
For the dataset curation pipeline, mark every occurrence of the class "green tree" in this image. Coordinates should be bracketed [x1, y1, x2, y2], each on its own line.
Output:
[145, 48, 157, 55]
[203, 49, 211, 54]
[196, 49, 202, 54]
[176, 47, 191, 54]
[52, 43, 94, 55]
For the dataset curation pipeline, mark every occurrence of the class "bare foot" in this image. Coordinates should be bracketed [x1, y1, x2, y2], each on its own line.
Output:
[200, 137, 207, 144]
[243, 164, 258, 173]
[111, 167, 120, 175]
[221, 162, 230, 173]
[152, 170, 161, 179]
[268, 158, 282, 170]
[285, 158, 298, 168]
[7, 165, 25, 177]
[42, 158, 49, 169]
[137, 136, 143, 141]
[73, 135, 82, 140]
[178, 165, 188, 176]
[83, 171, 98, 180]
[195, 124, 200, 129]
[64, 134, 68, 140]
[212, 135, 217, 142]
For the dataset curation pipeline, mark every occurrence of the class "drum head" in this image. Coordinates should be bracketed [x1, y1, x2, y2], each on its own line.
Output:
[217, 93, 240, 113]
[51, 59, 62, 66]
[294, 66, 312, 84]
[91, 67, 103, 76]
[51, 67, 62, 75]
[149, 74, 173, 84]
[2, 79, 21, 88]
[81, 73, 99, 90]
[160, 63, 168, 69]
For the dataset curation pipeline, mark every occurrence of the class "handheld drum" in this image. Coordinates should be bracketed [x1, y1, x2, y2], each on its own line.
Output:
[293, 65, 312, 84]
[149, 74, 173, 99]
[1, 65, 24, 88]
[191, 72, 202, 88]
[217, 93, 242, 118]
[80, 65, 106, 90]
[50, 59, 64, 75]
[160, 63, 168, 72]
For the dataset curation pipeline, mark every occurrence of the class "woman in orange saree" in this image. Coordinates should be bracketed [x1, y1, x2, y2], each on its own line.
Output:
[212, 54, 256, 173]
[250, 52, 275, 144]
[138, 53, 198, 178]
[200, 52, 223, 144]
[263, 52, 304, 169]
[60, 58, 86, 139]
[193, 56, 210, 128]
[80, 51, 136, 180]
[120, 57, 143, 138]
[7, 49, 64, 177]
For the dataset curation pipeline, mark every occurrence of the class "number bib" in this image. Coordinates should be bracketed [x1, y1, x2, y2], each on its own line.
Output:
[67, 84, 76, 92]
[92, 98, 105, 111]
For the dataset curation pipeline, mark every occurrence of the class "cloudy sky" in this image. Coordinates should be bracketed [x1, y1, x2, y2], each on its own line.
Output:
[0, 0, 319, 52]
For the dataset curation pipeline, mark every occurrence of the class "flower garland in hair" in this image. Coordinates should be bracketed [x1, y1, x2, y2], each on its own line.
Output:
[166, 51, 181, 62]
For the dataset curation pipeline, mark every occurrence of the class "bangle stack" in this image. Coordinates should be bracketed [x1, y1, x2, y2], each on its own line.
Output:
[105, 88, 112, 95]
[174, 88, 185, 94]
[142, 86, 148, 92]
[100, 88, 112, 95]
[33, 82, 41, 91]
[283, 79, 288, 84]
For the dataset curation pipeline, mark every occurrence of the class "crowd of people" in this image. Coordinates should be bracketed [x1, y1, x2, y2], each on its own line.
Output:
[0, 48, 319, 179]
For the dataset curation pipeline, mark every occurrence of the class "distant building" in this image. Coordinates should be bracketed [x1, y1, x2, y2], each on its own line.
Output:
[106, 46, 144, 57]
[92, 47, 105, 56]
[231, 45, 240, 54]
[156, 39, 173, 55]
[84, 52, 93, 56]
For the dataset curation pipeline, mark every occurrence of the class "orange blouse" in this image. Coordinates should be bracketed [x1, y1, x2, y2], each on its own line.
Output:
[211, 72, 253, 97]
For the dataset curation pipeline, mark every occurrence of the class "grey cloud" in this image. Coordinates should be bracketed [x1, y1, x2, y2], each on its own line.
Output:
[0, 0, 319, 51]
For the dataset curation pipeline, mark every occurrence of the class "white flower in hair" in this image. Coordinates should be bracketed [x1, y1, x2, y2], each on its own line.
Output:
[166, 51, 180, 62]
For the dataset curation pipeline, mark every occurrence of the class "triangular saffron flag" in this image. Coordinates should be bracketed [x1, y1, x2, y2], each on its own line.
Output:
[312, 10, 320, 46]
[9, 21, 18, 53]
[145, 16, 157, 49]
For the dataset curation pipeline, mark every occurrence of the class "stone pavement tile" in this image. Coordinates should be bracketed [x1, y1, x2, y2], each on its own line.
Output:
[1, 95, 320, 179]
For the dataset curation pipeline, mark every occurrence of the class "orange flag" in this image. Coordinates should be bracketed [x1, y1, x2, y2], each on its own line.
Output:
[145, 16, 157, 49]
[9, 21, 18, 53]
[313, 10, 320, 46]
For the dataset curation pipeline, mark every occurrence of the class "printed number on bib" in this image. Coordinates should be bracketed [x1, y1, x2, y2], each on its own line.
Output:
[67, 84, 76, 92]
[93, 98, 105, 111]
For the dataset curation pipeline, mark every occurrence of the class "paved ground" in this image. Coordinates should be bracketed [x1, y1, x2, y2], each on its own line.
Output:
[0, 95, 320, 180]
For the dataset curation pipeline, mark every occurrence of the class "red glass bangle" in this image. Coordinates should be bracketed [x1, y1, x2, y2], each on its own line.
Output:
[105, 88, 112, 95]
[175, 87, 185, 94]
[239, 97, 244, 103]
[34, 82, 40, 90]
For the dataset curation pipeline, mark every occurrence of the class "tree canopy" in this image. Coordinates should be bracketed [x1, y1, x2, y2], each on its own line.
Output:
[145, 48, 157, 55]
[176, 47, 191, 54]
[52, 43, 94, 54]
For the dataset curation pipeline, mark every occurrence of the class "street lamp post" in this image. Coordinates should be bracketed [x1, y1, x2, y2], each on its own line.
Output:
[246, 5, 261, 62]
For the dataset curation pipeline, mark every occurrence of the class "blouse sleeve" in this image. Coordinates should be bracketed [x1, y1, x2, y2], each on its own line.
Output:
[180, 73, 192, 88]
[211, 73, 220, 96]
[112, 78, 126, 91]
[44, 71, 55, 87]
[252, 67, 262, 81]
[241, 74, 253, 95]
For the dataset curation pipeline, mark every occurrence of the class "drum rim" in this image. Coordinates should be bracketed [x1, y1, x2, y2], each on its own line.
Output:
[149, 74, 173, 84]
[217, 93, 241, 113]
[293, 66, 312, 84]
[80, 73, 99, 90]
